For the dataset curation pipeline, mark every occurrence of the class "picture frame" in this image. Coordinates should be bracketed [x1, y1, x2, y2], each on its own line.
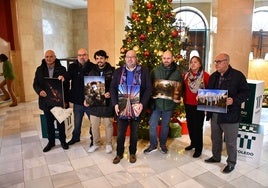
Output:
[84, 76, 106, 106]
[44, 77, 64, 107]
[118, 85, 140, 119]
[152, 79, 182, 101]
[197, 89, 228, 113]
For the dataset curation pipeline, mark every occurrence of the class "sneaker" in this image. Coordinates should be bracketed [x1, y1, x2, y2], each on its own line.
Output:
[160, 145, 168, 154]
[106, 145, 112, 154]
[143, 146, 157, 154]
[87, 145, 99, 153]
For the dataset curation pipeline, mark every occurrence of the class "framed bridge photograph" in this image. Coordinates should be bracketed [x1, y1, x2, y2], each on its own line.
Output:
[197, 89, 228, 113]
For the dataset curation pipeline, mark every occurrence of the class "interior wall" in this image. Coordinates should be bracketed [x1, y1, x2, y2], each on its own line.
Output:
[73, 9, 88, 55]
[42, 2, 74, 58]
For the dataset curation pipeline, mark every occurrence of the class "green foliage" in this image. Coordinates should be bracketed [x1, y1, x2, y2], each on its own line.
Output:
[119, 0, 187, 73]
[119, 0, 188, 129]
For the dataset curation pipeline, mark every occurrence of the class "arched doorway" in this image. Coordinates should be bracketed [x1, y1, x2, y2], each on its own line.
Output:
[173, 6, 209, 70]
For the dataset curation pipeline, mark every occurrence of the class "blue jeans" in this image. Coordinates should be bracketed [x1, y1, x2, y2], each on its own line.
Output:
[72, 104, 93, 141]
[149, 110, 172, 147]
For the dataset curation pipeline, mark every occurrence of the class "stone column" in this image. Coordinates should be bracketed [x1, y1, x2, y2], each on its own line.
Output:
[11, 0, 44, 102]
[88, 0, 127, 66]
[212, 0, 254, 76]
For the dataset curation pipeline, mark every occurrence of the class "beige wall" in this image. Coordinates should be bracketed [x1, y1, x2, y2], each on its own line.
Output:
[73, 9, 88, 55]
[12, 0, 44, 102]
[10, 0, 89, 102]
[42, 2, 88, 58]
[42, 2, 74, 58]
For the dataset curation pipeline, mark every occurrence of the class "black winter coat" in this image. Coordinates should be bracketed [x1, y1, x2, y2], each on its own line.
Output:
[33, 59, 69, 111]
[88, 63, 115, 117]
[206, 66, 250, 123]
[65, 60, 94, 105]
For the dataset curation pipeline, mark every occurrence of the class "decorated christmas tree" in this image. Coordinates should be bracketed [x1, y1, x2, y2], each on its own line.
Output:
[118, 0, 187, 137]
[119, 0, 188, 73]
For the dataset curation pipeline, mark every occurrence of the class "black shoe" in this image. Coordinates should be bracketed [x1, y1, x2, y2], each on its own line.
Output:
[61, 142, 69, 150]
[144, 146, 157, 154]
[185, 145, 194, 151]
[113, 155, 123, 164]
[204, 157, 220, 163]
[160, 145, 168, 154]
[43, 143, 55, 152]
[193, 151, 201, 158]
[222, 165, 235, 173]
[67, 139, 80, 145]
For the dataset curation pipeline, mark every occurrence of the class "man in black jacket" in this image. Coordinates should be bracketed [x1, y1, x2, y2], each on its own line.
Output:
[110, 50, 152, 164]
[85, 50, 115, 154]
[205, 53, 250, 173]
[65, 48, 94, 146]
[33, 50, 69, 152]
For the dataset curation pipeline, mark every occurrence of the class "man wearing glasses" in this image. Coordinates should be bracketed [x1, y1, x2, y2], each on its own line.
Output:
[65, 48, 94, 146]
[205, 53, 250, 173]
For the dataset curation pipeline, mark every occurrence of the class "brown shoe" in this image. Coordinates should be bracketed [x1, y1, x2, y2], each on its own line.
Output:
[113, 155, 123, 164]
[9, 103, 17, 107]
[129, 154, 136, 163]
[2, 96, 10, 101]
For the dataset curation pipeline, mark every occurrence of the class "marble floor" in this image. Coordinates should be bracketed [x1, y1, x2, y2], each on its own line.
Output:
[0, 100, 268, 188]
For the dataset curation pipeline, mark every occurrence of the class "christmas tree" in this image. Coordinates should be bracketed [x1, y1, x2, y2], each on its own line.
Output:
[119, 0, 187, 137]
[119, 0, 187, 73]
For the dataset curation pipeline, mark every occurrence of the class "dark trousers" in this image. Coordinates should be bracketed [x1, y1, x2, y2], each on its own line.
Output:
[116, 118, 139, 156]
[185, 104, 205, 152]
[44, 110, 66, 144]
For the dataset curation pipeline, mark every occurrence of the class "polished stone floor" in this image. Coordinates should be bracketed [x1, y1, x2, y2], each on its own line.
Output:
[0, 100, 268, 188]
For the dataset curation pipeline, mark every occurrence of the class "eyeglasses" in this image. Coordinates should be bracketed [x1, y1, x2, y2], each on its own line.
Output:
[214, 59, 227, 64]
[78, 54, 87, 57]
[125, 56, 136, 59]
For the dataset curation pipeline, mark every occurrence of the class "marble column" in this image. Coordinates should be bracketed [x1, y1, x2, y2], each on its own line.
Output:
[212, 0, 254, 76]
[87, 0, 127, 66]
[11, 0, 44, 102]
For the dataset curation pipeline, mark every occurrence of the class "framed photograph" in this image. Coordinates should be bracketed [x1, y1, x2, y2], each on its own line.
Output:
[118, 85, 140, 119]
[197, 89, 228, 113]
[44, 77, 64, 107]
[84, 76, 106, 106]
[152, 79, 182, 101]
